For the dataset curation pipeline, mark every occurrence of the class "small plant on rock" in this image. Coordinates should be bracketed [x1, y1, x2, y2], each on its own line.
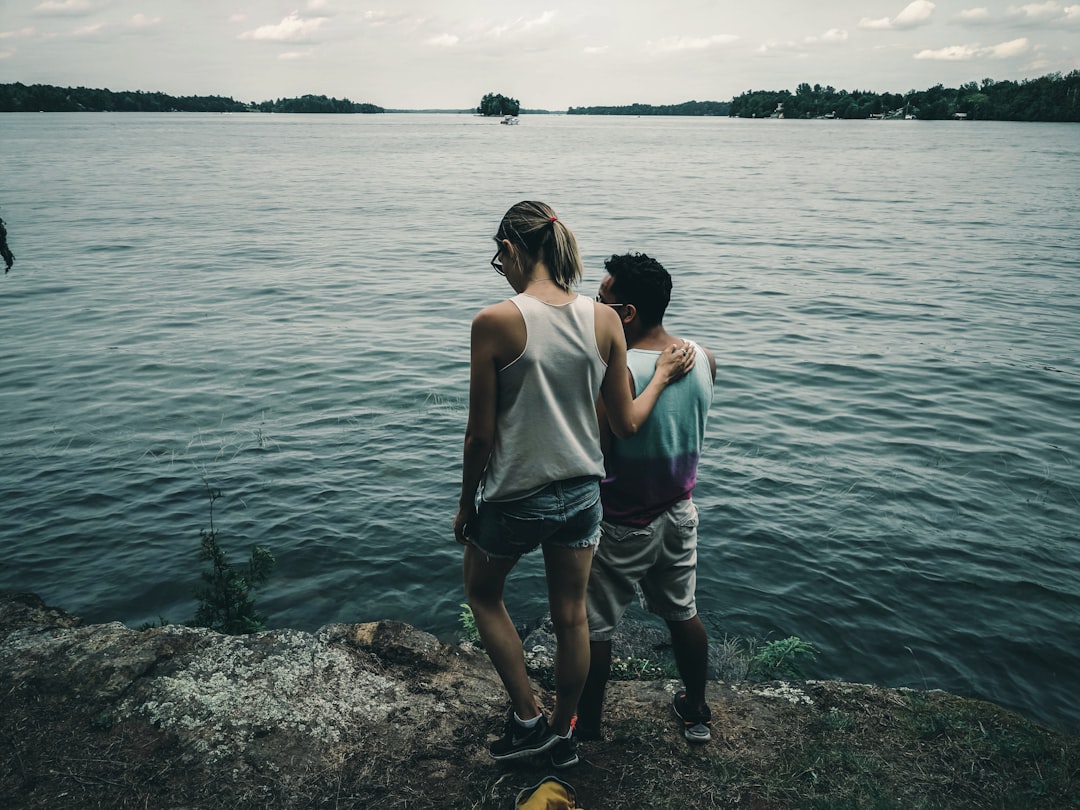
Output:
[749, 636, 818, 680]
[609, 655, 668, 681]
[190, 485, 275, 635]
[459, 603, 482, 646]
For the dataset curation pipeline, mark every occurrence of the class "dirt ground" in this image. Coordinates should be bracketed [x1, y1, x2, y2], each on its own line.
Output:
[4, 672, 1077, 809]
[2, 592, 1077, 809]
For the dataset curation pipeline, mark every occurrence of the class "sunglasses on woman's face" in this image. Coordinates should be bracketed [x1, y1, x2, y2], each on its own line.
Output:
[491, 247, 505, 276]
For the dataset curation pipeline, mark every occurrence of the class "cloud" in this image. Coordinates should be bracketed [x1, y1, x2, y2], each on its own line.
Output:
[914, 36, 1030, 59]
[1010, 1, 1060, 19]
[1007, 1, 1080, 23]
[990, 36, 1033, 55]
[129, 14, 161, 29]
[859, 16, 893, 30]
[860, 1, 936, 30]
[517, 10, 556, 33]
[484, 11, 557, 39]
[951, 2, 1080, 26]
[34, 0, 94, 15]
[0, 49, 12, 59]
[238, 12, 328, 42]
[895, 1, 938, 27]
[953, 7, 992, 23]
[0, 28, 37, 39]
[426, 33, 459, 47]
[361, 11, 405, 27]
[758, 28, 847, 55]
[646, 34, 739, 54]
[278, 51, 311, 60]
[583, 45, 608, 54]
[72, 22, 103, 36]
[756, 39, 799, 55]
[805, 28, 849, 44]
[420, 10, 560, 51]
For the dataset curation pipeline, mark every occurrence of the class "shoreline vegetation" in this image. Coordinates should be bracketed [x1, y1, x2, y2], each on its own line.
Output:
[2, 70, 1078, 120]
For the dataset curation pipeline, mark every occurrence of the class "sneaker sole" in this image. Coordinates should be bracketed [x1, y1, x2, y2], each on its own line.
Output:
[552, 753, 579, 769]
[683, 724, 711, 743]
[673, 691, 712, 744]
[489, 733, 560, 761]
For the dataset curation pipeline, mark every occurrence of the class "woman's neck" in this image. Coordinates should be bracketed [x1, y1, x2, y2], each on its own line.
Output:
[523, 276, 571, 301]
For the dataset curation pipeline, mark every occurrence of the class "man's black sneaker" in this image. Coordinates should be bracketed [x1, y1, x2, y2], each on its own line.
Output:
[549, 733, 579, 769]
[489, 713, 558, 761]
[672, 689, 713, 743]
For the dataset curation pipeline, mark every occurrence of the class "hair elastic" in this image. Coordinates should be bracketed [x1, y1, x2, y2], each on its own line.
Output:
[549, 216, 558, 223]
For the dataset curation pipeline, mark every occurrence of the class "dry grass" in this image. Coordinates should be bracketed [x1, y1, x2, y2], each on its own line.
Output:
[9, 675, 1074, 810]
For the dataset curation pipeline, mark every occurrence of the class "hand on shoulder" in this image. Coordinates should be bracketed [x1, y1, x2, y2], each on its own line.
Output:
[654, 340, 696, 383]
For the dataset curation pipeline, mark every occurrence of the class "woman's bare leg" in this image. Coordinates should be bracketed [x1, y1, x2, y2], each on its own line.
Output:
[542, 544, 594, 735]
[462, 545, 539, 720]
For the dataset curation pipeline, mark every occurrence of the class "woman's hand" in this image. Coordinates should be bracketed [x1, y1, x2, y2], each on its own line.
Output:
[654, 340, 696, 384]
[454, 503, 476, 546]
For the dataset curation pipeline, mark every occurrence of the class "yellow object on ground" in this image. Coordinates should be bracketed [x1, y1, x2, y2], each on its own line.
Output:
[514, 776, 581, 809]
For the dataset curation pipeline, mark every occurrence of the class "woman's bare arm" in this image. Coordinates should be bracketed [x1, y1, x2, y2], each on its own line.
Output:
[454, 307, 504, 543]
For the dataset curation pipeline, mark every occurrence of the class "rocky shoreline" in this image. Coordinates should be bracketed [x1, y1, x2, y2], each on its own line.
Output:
[1, 591, 1076, 809]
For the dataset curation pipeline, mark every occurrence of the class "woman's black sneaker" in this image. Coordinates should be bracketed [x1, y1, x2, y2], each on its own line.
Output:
[489, 714, 559, 761]
[549, 733, 579, 769]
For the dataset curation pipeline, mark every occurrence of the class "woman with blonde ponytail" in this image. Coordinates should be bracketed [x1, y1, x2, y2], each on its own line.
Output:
[454, 201, 694, 767]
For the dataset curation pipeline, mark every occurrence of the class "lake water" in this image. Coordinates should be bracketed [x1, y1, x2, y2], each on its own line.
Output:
[1, 112, 1077, 735]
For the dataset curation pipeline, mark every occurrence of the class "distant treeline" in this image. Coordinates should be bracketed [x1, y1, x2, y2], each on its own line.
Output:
[566, 71, 1078, 121]
[569, 100, 730, 116]
[253, 95, 383, 114]
[0, 83, 384, 114]
[731, 71, 1079, 121]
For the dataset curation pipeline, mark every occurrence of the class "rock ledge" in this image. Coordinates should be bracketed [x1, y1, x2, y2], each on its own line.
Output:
[2, 591, 1075, 809]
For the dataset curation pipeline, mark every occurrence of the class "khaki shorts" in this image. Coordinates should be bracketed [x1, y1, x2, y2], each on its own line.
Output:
[586, 498, 699, 641]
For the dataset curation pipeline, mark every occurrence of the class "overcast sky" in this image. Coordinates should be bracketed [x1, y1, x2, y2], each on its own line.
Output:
[2, 1, 1078, 109]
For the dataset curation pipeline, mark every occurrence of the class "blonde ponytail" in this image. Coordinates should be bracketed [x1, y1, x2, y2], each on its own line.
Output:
[496, 201, 583, 292]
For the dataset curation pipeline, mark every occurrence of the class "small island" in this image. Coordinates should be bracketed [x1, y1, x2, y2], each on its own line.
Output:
[476, 91, 520, 118]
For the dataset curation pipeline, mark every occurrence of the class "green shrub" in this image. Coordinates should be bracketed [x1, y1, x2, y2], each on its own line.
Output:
[459, 603, 482, 646]
[190, 486, 275, 635]
[749, 636, 818, 680]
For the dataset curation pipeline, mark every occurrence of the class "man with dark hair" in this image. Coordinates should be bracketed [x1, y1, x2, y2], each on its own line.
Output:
[0, 211, 14, 273]
[578, 251, 717, 744]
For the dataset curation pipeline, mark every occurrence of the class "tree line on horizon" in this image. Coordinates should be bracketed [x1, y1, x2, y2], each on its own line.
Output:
[568, 100, 731, 116]
[0, 83, 384, 114]
[569, 70, 1079, 121]
[4, 71, 1076, 120]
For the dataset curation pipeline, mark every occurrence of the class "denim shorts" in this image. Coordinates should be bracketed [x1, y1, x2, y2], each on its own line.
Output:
[586, 498, 699, 641]
[467, 476, 602, 560]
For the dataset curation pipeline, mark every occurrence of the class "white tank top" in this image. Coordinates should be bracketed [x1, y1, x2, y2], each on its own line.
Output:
[481, 293, 608, 502]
